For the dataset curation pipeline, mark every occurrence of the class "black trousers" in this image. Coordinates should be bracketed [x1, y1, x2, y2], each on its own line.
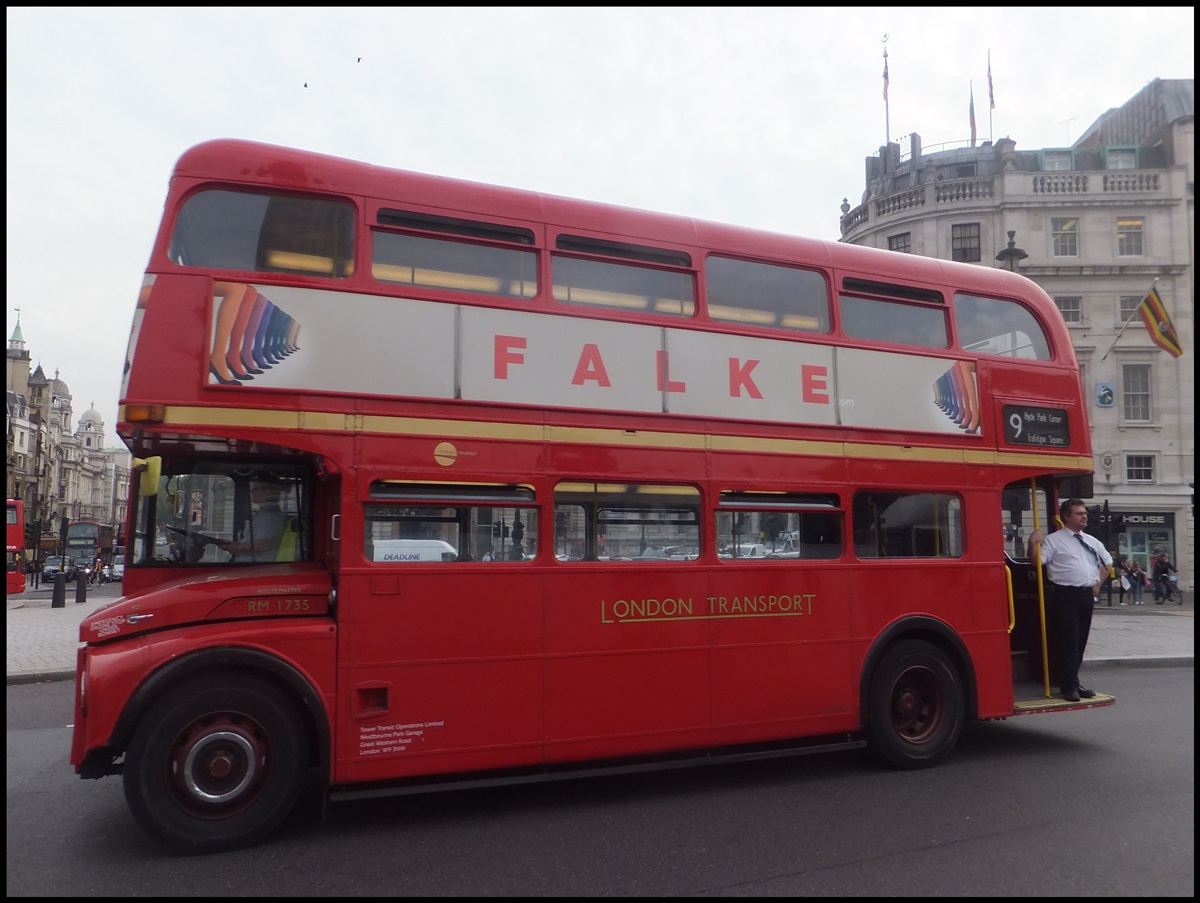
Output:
[1047, 582, 1094, 692]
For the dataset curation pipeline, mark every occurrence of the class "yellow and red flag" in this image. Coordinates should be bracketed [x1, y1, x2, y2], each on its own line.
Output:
[1138, 286, 1183, 358]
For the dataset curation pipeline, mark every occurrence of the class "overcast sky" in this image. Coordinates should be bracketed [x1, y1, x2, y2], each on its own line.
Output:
[6, 6, 1194, 441]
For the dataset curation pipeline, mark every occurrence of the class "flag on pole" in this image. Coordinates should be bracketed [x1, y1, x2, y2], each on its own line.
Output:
[969, 84, 976, 147]
[1138, 286, 1184, 357]
[883, 56, 889, 101]
[988, 51, 995, 109]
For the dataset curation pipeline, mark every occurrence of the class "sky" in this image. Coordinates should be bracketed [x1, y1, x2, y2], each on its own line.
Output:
[6, 7, 1195, 442]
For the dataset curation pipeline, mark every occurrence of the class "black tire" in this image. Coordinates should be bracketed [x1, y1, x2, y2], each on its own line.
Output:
[866, 639, 964, 770]
[123, 676, 306, 854]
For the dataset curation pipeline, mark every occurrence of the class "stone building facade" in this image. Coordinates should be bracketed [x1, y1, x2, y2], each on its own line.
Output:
[839, 78, 1193, 587]
[6, 317, 130, 557]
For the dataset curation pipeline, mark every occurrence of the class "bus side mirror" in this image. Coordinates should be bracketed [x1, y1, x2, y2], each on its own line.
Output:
[134, 456, 162, 497]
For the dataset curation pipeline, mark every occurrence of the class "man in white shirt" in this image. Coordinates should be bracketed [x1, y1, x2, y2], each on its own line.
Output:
[1028, 498, 1112, 702]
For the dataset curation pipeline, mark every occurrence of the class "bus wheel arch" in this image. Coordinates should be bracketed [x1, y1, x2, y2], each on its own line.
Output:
[112, 646, 329, 773]
[860, 622, 974, 770]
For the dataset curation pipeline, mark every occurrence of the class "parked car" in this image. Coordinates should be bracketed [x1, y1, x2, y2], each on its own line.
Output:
[41, 555, 76, 582]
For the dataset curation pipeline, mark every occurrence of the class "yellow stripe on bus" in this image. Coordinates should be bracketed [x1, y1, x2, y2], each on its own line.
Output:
[131, 404, 1094, 470]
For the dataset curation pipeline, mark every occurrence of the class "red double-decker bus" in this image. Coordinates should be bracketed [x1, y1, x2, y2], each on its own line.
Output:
[6, 499, 25, 595]
[74, 139, 1106, 854]
[64, 519, 115, 575]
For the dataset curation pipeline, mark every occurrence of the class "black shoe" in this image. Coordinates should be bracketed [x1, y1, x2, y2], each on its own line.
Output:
[1062, 688, 1080, 702]
[1077, 686, 1096, 698]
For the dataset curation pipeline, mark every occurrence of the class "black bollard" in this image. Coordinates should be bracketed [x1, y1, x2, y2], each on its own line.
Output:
[75, 574, 88, 604]
[52, 574, 66, 608]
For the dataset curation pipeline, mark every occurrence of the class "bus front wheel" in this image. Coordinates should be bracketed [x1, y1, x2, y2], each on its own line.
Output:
[866, 639, 963, 770]
[123, 676, 306, 854]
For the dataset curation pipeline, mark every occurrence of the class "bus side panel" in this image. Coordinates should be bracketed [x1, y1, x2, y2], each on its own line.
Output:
[334, 570, 546, 785]
[709, 565, 858, 744]
[541, 568, 712, 762]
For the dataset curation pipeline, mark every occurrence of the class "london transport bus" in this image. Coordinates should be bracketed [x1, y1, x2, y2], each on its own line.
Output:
[73, 138, 1108, 854]
[64, 519, 115, 575]
[6, 499, 25, 595]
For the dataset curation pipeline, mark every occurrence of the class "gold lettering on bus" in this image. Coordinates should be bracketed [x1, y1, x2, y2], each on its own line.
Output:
[600, 592, 814, 624]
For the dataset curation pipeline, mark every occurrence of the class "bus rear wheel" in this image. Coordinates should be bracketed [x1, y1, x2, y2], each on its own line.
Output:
[866, 639, 963, 770]
[123, 676, 306, 854]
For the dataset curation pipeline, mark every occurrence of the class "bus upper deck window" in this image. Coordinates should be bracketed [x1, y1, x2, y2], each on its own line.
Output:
[169, 189, 356, 278]
[706, 257, 830, 333]
[954, 293, 1052, 360]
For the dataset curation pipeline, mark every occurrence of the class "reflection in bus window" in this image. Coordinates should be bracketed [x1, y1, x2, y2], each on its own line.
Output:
[554, 482, 700, 562]
[169, 189, 356, 277]
[365, 483, 537, 562]
[840, 295, 948, 348]
[853, 491, 963, 558]
[955, 293, 1052, 360]
[706, 257, 830, 333]
[717, 492, 842, 560]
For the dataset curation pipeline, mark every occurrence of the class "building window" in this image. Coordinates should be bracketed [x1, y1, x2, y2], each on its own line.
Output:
[1052, 218, 1078, 257]
[1122, 364, 1151, 422]
[1107, 148, 1137, 170]
[1117, 217, 1144, 256]
[1125, 455, 1154, 483]
[1054, 296, 1082, 324]
[1119, 295, 1142, 324]
[888, 233, 911, 254]
[951, 223, 981, 263]
[1043, 151, 1073, 171]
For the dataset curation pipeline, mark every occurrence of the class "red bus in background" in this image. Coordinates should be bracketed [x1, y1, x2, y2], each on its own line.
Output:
[6, 499, 25, 595]
[74, 139, 1105, 855]
[63, 520, 115, 576]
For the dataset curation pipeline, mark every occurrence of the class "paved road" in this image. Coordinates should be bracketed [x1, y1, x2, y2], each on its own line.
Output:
[7, 582, 1193, 685]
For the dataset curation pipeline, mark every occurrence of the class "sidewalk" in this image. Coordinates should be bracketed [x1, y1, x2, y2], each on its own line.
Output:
[6, 584, 1194, 685]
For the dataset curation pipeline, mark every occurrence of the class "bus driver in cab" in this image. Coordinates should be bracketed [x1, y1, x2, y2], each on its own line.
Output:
[219, 482, 287, 562]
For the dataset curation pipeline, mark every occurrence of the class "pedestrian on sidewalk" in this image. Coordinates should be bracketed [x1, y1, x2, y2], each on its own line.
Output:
[1028, 498, 1112, 703]
[1115, 557, 1133, 606]
[1128, 560, 1147, 604]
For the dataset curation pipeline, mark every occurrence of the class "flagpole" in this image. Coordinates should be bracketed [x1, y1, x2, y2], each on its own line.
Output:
[988, 50, 994, 143]
[1101, 277, 1158, 361]
[882, 36, 890, 146]
[969, 81, 976, 148]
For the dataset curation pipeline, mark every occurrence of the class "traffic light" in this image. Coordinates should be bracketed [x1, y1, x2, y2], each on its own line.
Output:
[59, 515, 71, 542]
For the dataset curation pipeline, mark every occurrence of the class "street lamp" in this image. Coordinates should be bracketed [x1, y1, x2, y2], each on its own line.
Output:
[995, 230, 1028, 271]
